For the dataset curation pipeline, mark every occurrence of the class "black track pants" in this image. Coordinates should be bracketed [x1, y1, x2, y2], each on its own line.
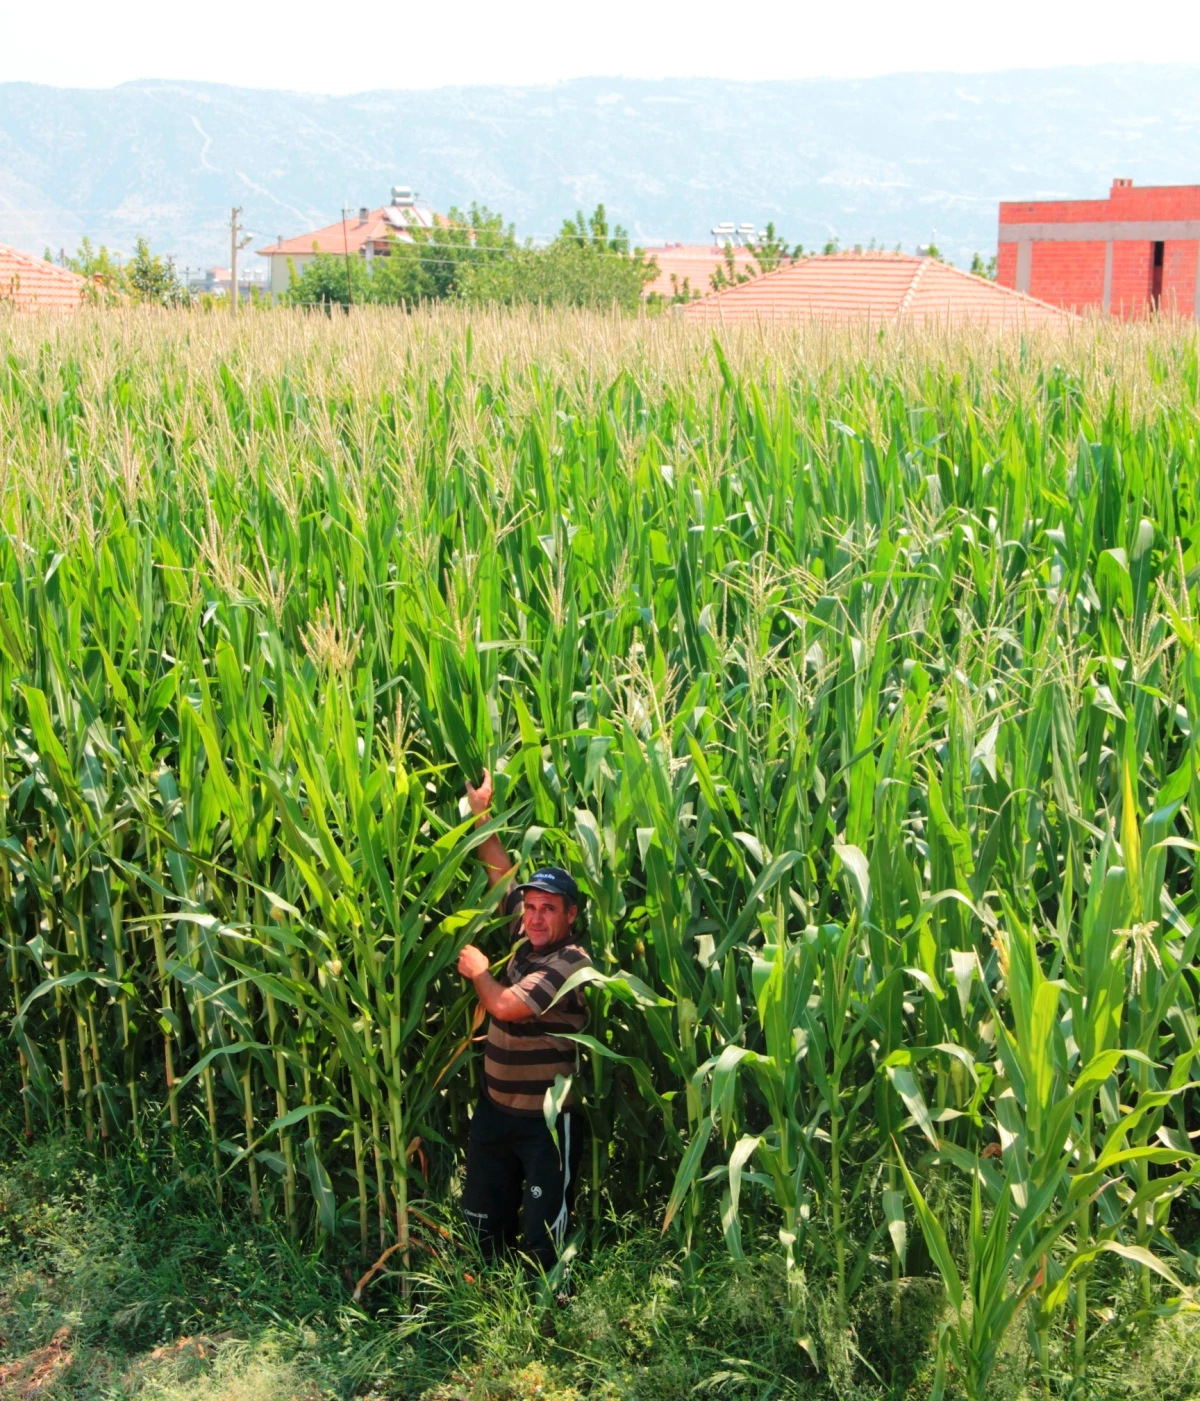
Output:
[461, 1095, 583, 1271]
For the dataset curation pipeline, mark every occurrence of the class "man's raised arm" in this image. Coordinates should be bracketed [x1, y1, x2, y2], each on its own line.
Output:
[466, 767, 516, 890]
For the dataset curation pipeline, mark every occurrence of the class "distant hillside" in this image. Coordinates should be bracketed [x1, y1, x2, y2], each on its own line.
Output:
[1, 66, 1199, 272]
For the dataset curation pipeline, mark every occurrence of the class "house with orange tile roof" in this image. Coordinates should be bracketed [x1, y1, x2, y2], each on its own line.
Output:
[0, 244, 91, 312]
[256, 187, 435, 298]
[681, 252, 1073, 330]
[643, 244, 759, 300]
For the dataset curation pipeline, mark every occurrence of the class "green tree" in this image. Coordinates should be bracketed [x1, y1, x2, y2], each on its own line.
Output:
[64, 236, 125, 303]
[709, 222, 800, 291]
[710, 242, 751, 292]
[969, 250, 998, 280]
[284, 201, 651, 313]
[373, 204, 515, 304]
[459, 204, 654, 312]
[282, 207, 516, 309]
[125, 238, 186, 306]
[60, 236, 186, 306]
[668, 273, 698, 303]
[746, 221, 794, 275]
[557, 202, 629, 253]
[284, 250, 372, 309]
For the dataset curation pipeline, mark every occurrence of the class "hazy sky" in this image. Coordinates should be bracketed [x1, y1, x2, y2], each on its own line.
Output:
[5, 0, 1199, 91]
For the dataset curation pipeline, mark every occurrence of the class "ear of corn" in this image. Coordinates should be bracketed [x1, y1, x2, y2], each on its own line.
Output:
[2, 308, 1200, 1391]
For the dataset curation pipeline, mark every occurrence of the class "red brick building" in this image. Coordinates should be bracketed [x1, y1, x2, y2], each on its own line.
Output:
[997, 180, 1200, 319]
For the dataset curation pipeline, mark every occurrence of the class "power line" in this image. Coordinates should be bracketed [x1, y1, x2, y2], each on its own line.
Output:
[0, 213, 685, 247]
[253, 238, 674, 263]
[274, 258, 698, 285]
[3, 216, 750, 274]
[0, 237, 681, 268]
[0, 205, 266, 216]
[2, 233, 704, 273]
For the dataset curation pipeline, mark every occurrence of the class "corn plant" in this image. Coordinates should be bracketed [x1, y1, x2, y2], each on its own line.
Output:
[0, 306, 1198, 1393]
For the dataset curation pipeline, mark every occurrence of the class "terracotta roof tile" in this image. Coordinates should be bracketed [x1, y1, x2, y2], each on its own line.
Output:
[902, 257, 1072, 328]
[0, 244, 90, 313]
[681, 253, 1073, 329]
[257, 205, 435, 258]
[644, 244, 757, 299]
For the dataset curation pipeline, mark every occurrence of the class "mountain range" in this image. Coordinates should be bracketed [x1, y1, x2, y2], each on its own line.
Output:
[1, 65, 1199, 273]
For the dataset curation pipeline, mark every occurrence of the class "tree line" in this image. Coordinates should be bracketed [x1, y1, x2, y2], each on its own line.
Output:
[49, 237, 190, 306]
[46, 208, 999, 312]
[283, 203, 657, 312]
[47, 204, 659, 312]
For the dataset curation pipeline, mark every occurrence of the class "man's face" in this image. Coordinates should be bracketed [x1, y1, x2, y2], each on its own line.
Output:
[522, 889, 576, 948]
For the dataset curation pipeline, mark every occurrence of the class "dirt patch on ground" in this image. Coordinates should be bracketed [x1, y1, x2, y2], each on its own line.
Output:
[0, 1326, 73, 1398]
[147, 1334, 220, 1364]
[116, 1334, 330, 1401]
[421, 1361, 588, 1401]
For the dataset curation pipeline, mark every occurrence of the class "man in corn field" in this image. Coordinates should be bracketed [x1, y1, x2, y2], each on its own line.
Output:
[456, 770, 591, 1277]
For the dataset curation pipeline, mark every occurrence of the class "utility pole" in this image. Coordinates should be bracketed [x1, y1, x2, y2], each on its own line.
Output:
[230, 207, 251, 317]
[340, 206, 354, 308]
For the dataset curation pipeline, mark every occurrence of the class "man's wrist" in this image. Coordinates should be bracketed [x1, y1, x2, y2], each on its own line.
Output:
[472, 969, 502, 1013]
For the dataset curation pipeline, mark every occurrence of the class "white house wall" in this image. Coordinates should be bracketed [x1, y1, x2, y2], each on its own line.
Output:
[268, 253, 316, 298]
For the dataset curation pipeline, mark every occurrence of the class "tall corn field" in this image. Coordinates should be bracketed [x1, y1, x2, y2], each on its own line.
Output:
[2, 304, 1200, 1395]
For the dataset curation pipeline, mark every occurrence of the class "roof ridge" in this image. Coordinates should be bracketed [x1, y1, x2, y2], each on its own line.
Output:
[895, 256, 929, 317]
[938, 256, 1071, 315]
[690, 254, 799, 304]
[685, 255, 800, 309]
[0, 244, 87, 285]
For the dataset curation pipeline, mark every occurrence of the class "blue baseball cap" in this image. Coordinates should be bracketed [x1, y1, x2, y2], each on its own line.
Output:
[515, 866, 582, 906]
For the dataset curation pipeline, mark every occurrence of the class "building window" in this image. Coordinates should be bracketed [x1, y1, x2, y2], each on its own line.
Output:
[1152, 240, 1165, 309]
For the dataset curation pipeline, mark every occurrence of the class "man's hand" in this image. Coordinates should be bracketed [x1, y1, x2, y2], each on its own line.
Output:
[465, 769, 493, 822]
[466, 768, 516, 891]
[458, 944, 490, 980]
[457, 943, 534, 1022]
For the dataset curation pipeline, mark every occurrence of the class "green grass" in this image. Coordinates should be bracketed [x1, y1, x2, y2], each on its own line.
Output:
[4, 1099, 1199, 1400]
[0, 1114, 859, 1401]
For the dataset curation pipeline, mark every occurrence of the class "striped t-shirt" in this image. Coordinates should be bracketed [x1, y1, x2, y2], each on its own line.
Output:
[483, 936, 592, 1116]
